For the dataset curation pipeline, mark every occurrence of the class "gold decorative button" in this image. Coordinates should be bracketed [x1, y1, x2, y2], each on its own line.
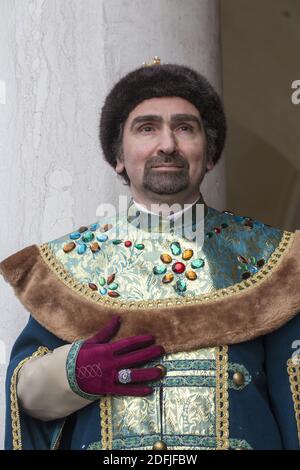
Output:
[152, 440, 168, 450]
[155, 364, 167, 377]
[233, 372, 245, 386]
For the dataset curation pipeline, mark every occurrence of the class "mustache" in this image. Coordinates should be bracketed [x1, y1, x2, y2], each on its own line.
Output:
[146, 155, 188, 169]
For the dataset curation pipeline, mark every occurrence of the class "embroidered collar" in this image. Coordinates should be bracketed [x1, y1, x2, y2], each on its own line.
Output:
[0, 213, 299, 353]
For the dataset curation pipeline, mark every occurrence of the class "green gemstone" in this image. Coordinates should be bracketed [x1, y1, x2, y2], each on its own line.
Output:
[191, 258, 205, 269]
[99, 276, 106, 286]
[248, 256, 256, 264]
[153, 265, 167, 275]
[135, 243, 145, 250]
[240, 264, 248, 271]
[170, 241, 181, 256]
[108, 282, 118, 290]
[206, 232, 214, 239]
[112, 239, 122, 245]
[81, 231, 94, 242]
[176, 278, 187, 292]
[221, 223, 229, 229]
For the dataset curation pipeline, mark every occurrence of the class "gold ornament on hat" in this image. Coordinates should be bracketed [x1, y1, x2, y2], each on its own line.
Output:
[142, 56, 161, 67]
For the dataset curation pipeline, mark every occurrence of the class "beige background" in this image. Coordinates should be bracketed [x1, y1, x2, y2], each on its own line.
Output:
[221, 0, 300, 230]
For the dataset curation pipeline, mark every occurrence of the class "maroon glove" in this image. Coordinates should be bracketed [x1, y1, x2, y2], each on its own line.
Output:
[75, 315, 165, 397]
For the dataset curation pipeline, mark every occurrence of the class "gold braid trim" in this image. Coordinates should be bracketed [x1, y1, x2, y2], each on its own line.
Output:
[215, 345, 229, 450]
[38, 230, 294, 309]
[100, 395, 113, 450]
[287, 355, 300, 445]
[10, 346, 51, 450]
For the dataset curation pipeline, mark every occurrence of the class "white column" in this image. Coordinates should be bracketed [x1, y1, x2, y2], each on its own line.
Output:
[0, 0, 225, 448]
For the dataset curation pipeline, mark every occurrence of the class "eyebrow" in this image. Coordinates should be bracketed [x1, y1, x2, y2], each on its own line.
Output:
[130, 114, 202, 131]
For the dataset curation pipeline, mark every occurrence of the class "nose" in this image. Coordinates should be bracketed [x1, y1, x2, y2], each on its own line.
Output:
[157, 127, 178, 155]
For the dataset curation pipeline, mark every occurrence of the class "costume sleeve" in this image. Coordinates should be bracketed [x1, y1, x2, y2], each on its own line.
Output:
[5, 314, 78, 450]
[263, 312, 300, 449]
[17, 344, 92, 421]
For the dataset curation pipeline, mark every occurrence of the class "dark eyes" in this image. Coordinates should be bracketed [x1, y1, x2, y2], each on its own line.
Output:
[139, 125, 193, 133]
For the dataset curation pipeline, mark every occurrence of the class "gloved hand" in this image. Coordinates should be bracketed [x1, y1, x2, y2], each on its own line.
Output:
[74, 315, 165, 397]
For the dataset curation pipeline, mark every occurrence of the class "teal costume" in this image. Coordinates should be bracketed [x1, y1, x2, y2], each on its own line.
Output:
[1, 198, 300, 450]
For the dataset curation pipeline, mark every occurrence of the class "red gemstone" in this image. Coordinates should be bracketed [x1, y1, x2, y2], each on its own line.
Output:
[107, 273, 115, 285]
[172, 262, 186, 274]
[214, 227, 221, 234]
[78, 226, 89, 233]
[88, 283, 98, 291]
[108, 291, 120, 298]
[124, 240, 132, 247]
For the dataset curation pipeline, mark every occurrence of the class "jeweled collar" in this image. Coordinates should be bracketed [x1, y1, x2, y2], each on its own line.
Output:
[1, 204, 300, 352]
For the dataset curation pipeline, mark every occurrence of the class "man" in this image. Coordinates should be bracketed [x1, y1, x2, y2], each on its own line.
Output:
[1, 60, 300, 450]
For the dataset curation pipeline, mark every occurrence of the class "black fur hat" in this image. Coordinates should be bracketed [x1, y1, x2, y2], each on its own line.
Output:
[99, 63, 226, 183]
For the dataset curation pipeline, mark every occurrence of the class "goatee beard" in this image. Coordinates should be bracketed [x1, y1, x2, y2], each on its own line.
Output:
[143, 156, 189, 194]
[143, 168, 189, 194]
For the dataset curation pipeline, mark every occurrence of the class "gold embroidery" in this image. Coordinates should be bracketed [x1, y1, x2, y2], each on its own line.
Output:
[10, 346, 50, 450]
[287, 355, 300, 444]
[38, 230, 294, 309]
[111, 348, 216, 444]
[51, 422, 65, 450]
[100, 395, 113, 450]
[215, 345, 229, 450]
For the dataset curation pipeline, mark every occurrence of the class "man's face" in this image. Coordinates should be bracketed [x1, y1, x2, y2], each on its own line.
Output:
[116, 96, 213, 199]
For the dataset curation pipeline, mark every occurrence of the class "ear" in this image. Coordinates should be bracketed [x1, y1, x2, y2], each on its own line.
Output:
[206, 159, 214, 172]
[115, 158, 125, 174]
